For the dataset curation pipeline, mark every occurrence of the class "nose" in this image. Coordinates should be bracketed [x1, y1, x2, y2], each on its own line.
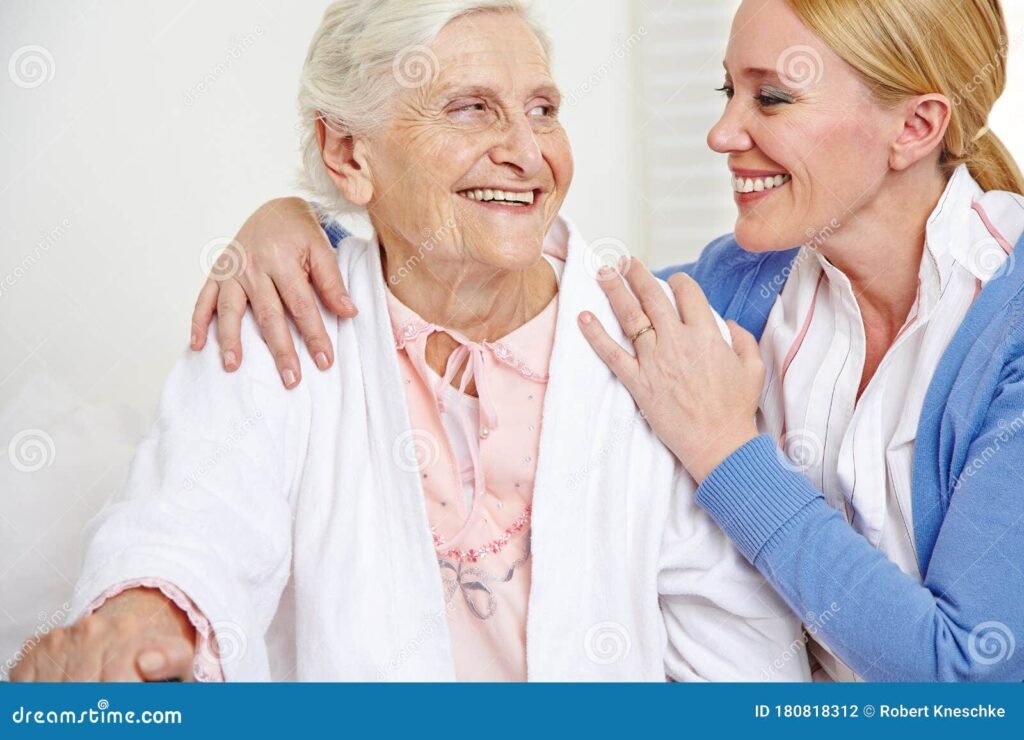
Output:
[490, 114, 543, 178]
[707, 99, 754, 155]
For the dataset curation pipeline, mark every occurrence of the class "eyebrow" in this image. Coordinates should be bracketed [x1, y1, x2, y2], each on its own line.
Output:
[722, 62, 780, 80]
[434, 82, 562, 104]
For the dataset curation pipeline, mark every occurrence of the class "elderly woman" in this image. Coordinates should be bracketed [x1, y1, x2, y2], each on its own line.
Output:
[11, 1, 805, 682]
[186, 0, 1024, 681]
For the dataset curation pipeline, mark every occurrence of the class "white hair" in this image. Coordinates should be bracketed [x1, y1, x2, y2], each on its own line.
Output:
[297, 0, 552, 217]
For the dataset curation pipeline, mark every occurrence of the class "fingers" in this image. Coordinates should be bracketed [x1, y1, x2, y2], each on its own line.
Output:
[10, 632, 63, 682]
[595, 265, 657, 350]
[620, 258, 679, 335]
[727, 320, 766, 384]
[277, 274, 334, 372]
[577, 311, 640, 388]
[191, 279, 220, 351]
[136, 638, 196, 682]
[668, 272, 717, 332]
[215, 280, 249, 372]
[8, 640, 36, 681]
[249, 274, 302, 389]
[309, 240, 357, 319]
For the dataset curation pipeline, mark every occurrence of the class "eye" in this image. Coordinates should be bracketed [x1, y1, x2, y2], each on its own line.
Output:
[452, 102, 487, 114]
[716, 85, 735, 100]
[756, 86, 795, 108]
[528, 104, 556, 117]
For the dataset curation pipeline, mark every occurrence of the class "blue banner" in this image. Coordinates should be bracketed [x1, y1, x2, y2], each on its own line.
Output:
[2, 683, 1023, 739]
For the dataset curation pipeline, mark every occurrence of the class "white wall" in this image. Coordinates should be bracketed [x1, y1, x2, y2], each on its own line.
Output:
[991, 1, 1024, 168]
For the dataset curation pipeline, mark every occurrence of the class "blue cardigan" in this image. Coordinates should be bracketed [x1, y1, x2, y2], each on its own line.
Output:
[657, 235, 1024, 682]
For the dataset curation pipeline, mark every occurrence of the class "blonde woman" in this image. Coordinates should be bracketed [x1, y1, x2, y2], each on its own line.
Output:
[581, 0, 1024, 682]
[189, 0, 1024, 682]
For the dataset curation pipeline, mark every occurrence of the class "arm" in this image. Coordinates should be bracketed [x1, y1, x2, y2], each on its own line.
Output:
[190, 197, 355, 388]
[659, 469, 811, 682]
[698, 373, 1024, 681]
[64, 307, 312, 680]
[580, 253, 1024, 681]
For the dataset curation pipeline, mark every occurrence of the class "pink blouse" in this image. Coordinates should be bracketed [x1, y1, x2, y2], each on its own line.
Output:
[387, 256, 561, 681]
[91, 256, 563, 682]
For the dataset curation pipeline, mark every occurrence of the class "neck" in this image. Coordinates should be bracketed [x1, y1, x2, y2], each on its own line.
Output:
[816, 166, 949, 333]
[380, 243, 557, 345]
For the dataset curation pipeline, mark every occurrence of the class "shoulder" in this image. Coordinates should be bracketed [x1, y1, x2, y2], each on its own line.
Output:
[656, 235, 800, 295]
[655, 234, 800, 335]
[655, 234, 771, 280]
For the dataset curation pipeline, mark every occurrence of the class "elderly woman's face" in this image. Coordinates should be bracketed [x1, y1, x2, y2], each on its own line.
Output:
[364, 11, 572, 271]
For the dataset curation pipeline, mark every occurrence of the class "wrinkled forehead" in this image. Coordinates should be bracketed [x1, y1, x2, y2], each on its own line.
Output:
[429, 12, 556, 96]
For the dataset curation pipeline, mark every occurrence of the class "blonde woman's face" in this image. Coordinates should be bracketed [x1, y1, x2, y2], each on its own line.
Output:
[708, 0, 897, 252]
[364, 11, 572, 272]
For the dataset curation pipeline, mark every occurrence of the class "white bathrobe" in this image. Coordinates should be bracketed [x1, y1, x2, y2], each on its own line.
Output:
[69, 218, 809, 682]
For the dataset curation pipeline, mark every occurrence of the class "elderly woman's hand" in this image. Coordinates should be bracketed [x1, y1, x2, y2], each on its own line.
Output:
[9, 588, 196, 682]
[577, 259, 763, 483]
[190, 197, 358, 389]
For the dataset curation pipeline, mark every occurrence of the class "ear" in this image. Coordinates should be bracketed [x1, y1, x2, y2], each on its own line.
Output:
[316, 116, 374, 206]
[889, 94, 951, 172]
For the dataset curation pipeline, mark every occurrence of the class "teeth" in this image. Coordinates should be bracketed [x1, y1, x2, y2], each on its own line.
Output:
[733, 174, 790, 194]
[458, 188, 536, 205]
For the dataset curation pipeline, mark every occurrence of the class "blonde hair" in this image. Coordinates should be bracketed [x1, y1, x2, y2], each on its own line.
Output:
[788, 0, 1024, 194]
[297, 0, 551, 216]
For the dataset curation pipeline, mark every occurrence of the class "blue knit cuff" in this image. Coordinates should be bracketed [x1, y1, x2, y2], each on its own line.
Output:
[696, 434, 823, 562]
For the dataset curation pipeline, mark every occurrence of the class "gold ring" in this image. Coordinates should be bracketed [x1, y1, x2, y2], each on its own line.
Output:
[630, 325, 655, 343]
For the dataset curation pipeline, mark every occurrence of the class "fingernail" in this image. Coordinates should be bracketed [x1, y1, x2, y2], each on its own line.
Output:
[190, 333, 198, 348]
[223, 351, 237, 369]
[579, 312, 592, 325]
[598, 266, 614, 279]
[138, 651, 165, 673]
[282, 368, 298, 387]
[340, 297, 357, 315]
[315, 352, 330, 370]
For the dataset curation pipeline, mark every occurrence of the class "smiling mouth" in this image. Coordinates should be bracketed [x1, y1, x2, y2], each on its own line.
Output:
[457, 188, 538, 207]
[732, 173, 791, 194]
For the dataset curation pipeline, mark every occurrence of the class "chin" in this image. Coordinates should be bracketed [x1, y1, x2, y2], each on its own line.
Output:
[481, 235, 546, 271]
[733, 216, 802, 254]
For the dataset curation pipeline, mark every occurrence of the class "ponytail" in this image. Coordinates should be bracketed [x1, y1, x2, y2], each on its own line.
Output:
[965, 129, 1024, 195]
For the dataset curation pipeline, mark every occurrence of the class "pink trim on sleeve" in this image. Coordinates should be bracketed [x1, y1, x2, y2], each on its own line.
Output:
[971, 201, 1016, 255]
[87, 578, 225, 682]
